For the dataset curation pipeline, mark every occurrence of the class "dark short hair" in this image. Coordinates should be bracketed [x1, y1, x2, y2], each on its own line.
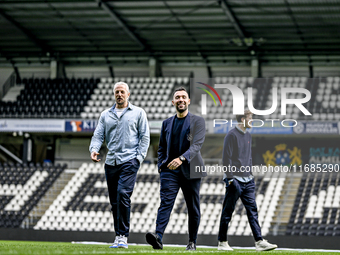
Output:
[173, 87, 189, 98]
[236, 110, 253, 122]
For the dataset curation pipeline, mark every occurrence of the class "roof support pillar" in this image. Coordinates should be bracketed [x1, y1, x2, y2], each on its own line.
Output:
[309, 64, 314, 78]
[50, 60, 66, 79]
[149, 57, 162, 77]
[109, 66, 114, 78]
[251, 58, 261, 78]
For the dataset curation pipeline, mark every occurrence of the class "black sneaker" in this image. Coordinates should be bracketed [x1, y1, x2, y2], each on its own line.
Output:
[145, 232, 163, 250]
[186, 242, 196, 250]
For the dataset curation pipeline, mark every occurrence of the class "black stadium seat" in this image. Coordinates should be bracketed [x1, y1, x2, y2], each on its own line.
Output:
[0, 163, 66, 228]
[0, 78, 99, 118]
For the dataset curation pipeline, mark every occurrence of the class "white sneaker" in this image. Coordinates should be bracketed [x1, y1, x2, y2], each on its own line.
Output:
[118, 235, 128, 249]
[218, 241, 233, 251]
[109, 236, 119, 248]
[255, 239, 277, 251]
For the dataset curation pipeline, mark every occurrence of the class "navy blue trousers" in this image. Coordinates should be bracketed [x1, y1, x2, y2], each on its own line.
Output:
[156, 169, 201, 243]
[105, 158, 140, 237]
[218, 179, 262, 241]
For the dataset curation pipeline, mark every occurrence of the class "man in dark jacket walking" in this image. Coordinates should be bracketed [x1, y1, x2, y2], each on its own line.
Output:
[146, 87, 206, 251]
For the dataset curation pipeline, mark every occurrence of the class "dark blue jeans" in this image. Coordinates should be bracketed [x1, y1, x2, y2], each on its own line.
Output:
[156, 169, 201, 243]
[218, 178, 262, 242]
[105, 158, 140, 237]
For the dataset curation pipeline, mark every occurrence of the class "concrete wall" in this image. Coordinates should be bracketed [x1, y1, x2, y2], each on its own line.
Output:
[65, 67, 110, 79]
[314, 66, 340, 77]
[0, 67, 14, 98]
[1, 65, 339, 83]
[212, 66, 251, 77]
[55, 138, 94, 169]
[261, 66, 310, 77]
[18, 67, 50, 79]
[112, 66, 149, 78]
[162, 66, 208, 79]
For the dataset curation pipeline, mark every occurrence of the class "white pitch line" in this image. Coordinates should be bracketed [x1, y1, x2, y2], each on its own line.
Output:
[72, 242, 340, 253]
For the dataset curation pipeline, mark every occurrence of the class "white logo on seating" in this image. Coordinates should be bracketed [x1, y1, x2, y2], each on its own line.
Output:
[0, 171, 48, 211]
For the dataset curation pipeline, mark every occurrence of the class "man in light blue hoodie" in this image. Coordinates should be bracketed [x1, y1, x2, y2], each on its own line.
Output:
[89, 81, 150, 249]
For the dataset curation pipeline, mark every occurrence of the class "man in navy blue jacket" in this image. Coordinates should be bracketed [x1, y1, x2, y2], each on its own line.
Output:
[217, 110, 277, 251]
[146, 87, 206, 251]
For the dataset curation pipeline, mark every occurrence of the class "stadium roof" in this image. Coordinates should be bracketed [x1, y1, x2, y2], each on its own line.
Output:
[0, 0, 340, 67]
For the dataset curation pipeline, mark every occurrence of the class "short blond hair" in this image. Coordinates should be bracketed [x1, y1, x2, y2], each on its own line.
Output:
[113, 81, 130, 93]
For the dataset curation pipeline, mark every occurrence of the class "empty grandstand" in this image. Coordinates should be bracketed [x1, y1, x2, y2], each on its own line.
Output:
[0, 0, 340, 251]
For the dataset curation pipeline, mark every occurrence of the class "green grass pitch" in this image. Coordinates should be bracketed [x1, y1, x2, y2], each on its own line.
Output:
[0, 241, 337, 255]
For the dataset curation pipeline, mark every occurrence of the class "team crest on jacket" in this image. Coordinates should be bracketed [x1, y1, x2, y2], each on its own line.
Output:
[187, 133, 193, 141]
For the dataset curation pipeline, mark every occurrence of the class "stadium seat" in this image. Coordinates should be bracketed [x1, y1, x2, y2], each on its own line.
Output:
[77, 77, 179, 120]
[0, 163, 66, 228]
[0, 78, 99, 119]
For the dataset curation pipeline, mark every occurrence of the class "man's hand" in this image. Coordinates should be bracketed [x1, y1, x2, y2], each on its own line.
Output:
[167, 158, 183, 170]
[91, 151, 101, 162]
